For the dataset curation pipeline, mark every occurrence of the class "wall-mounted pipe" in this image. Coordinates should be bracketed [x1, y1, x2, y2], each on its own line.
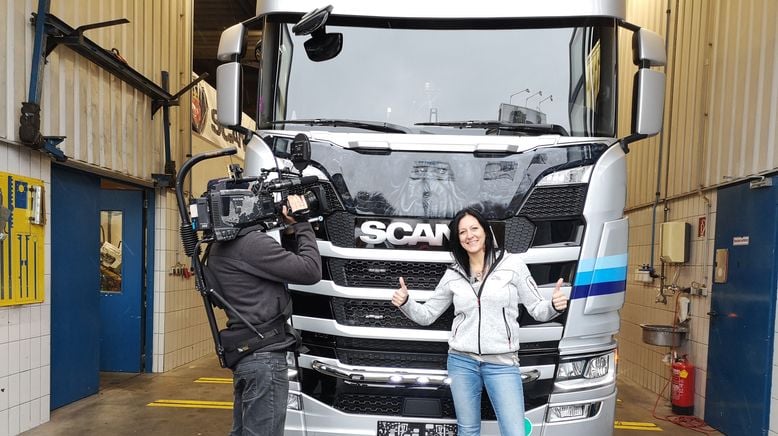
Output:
[649, 0, 678, 305]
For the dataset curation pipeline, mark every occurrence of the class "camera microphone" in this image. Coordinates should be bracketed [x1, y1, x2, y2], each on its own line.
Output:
[266, 175, 319, 191]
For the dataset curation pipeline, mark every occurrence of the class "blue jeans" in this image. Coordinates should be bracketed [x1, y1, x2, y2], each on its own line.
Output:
[230, 351, 289, 436]
[447, 353, 526, 436]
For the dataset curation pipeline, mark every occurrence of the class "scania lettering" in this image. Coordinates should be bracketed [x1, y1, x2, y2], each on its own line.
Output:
[358, 220, 450, 247]
[214, 1, 665, 435]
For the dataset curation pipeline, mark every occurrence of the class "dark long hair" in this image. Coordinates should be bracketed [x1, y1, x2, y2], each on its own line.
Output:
[448, 207, 497, 276]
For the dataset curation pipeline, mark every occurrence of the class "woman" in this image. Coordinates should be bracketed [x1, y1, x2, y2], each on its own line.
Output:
[391, 207, 568, 436]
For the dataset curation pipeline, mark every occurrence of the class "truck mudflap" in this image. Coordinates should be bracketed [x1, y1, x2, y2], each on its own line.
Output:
[284, 388, 617, 436]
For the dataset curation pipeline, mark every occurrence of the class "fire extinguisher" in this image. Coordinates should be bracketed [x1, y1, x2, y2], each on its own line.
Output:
[671, 355, 695, 415]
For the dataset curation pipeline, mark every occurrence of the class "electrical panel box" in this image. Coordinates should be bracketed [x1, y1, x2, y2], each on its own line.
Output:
[660, 221, 690, 263]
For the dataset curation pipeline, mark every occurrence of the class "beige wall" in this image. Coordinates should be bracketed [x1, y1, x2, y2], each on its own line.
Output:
[620, 0, 778, 428]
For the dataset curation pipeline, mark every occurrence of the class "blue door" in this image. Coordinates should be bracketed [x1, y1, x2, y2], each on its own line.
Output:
[99, 189, 144, 372]
[705, 178, 777, 435]
[51, 166, 101, 409]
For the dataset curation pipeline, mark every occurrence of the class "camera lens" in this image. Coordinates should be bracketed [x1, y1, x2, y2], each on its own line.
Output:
[302, 190, 319, 214]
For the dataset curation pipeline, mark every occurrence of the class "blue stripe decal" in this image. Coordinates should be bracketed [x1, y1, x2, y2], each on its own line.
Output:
[574, 266, 627, 285]
[571, 280, 626, 299]
[571, 254, 628, 299]
[577, 254, 628, 272]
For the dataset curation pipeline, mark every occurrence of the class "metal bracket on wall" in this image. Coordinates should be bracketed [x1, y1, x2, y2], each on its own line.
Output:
[21, 4, 209, 178]
[36, 13, 174, 110]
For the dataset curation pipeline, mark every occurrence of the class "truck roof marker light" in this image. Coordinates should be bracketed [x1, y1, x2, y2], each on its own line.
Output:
[443, 377, 452, 385]
[389, 375, 404, 383]
[416, 376, 430, 385]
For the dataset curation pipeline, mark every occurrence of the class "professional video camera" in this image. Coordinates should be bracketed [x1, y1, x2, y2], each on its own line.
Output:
[174, 133, 326, 368]
[185, 135, 327, 242]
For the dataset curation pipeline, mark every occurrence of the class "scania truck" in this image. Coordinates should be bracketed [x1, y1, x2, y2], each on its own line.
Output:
[213, 1, 666, 434]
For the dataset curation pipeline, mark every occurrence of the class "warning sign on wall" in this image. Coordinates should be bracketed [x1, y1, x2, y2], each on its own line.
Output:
[0, 172, 45, 306]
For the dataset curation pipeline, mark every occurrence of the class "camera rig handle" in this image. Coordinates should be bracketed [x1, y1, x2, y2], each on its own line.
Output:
[175, 147, 266, 368]
[175, 147, 238, 256]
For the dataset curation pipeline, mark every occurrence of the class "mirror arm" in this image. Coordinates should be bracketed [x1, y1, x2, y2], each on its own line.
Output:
[619, 133, 648, 154]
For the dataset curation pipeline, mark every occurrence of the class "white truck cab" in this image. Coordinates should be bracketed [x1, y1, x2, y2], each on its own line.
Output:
[215, 2, 665, 434]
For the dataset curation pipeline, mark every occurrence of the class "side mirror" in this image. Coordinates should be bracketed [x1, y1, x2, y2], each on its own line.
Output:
[293, 5, 342, 62]
[292, 5, 332, 36]
[631, 29, 666, 137]
[254, 39, 262, 62]
[216, 62, 241, 127]
[217, 23, 246, 61]
[216, 23, 247, 127]
[304, 32, 343, 62]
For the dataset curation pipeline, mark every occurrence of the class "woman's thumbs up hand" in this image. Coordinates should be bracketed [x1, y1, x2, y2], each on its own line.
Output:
[392, 277, 409, 307]
[552, 278, 568, 312]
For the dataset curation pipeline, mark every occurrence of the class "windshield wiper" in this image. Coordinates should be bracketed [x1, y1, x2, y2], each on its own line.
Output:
[415, 120, 569, 136]
[268, 118, 411, 134]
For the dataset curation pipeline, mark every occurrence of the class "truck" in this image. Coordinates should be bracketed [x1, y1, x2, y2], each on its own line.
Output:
[213, 1, 666, 434]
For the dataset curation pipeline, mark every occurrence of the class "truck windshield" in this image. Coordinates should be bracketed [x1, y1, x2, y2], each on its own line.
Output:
[267, 19, 617, 137]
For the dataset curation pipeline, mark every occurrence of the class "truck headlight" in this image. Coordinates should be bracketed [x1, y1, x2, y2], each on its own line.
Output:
[555, 351, 615, 391]
[537, 165, 593, 186]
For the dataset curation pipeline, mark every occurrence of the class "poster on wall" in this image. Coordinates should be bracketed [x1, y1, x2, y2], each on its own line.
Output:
[0, 172, 45, 306]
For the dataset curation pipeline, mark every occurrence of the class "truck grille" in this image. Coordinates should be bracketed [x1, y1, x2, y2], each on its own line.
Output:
[519, 184, 587, 219]
[329, 388, 551, 419]
[328, 259, 448, 290]
[332, 392, 496, 420]
[331, 297, 454, 329]
[503, 216, 535, 253]
[337, 337, 449, 354]
[337, 350, 446, 369]
[323, 211, 355, 246]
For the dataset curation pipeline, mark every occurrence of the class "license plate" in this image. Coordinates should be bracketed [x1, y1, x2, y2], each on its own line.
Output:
[377, 421, 457, 436]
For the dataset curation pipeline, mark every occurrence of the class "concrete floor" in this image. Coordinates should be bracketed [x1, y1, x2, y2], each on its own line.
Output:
[22, 355, 722, 436]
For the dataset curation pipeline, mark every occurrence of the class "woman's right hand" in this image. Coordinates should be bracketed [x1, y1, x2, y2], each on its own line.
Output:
[392, 277, 409, 307]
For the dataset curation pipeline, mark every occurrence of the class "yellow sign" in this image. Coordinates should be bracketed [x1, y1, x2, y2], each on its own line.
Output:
[0, 172, 45, 306]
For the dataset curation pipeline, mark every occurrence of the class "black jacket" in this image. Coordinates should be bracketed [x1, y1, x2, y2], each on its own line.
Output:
[206, 222, 321, 350]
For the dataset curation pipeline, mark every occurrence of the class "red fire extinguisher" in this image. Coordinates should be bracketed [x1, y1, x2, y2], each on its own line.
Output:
[671, 355, 695, 415]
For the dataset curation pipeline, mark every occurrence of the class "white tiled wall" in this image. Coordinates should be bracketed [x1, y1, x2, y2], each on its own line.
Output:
[0, 143, 52, 435]
[619, 193, 716, 419]
[152, 192, 220, 372]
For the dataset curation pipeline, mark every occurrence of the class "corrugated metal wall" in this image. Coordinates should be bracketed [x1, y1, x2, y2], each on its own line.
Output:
[624, 0, 778, 207]
[0, 0, 191, 182]
[704, 0, 778, 187]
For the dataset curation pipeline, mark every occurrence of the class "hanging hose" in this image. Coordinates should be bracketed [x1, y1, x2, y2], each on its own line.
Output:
[651, 380, 718, 435]
[648, 291, 718, 435]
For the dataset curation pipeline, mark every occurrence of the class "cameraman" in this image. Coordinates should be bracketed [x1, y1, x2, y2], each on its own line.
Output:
[206, 194, 321, 436]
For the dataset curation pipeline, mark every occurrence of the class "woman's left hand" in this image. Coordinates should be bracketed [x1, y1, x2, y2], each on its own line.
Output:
[551, 278, 568, 311]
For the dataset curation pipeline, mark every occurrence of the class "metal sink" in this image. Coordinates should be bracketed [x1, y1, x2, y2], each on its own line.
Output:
[640, 324, 688, 347]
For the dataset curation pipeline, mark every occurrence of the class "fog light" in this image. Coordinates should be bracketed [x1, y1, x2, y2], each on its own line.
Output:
[547, 404, 589, 422]
[287, 393, 302, 411]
